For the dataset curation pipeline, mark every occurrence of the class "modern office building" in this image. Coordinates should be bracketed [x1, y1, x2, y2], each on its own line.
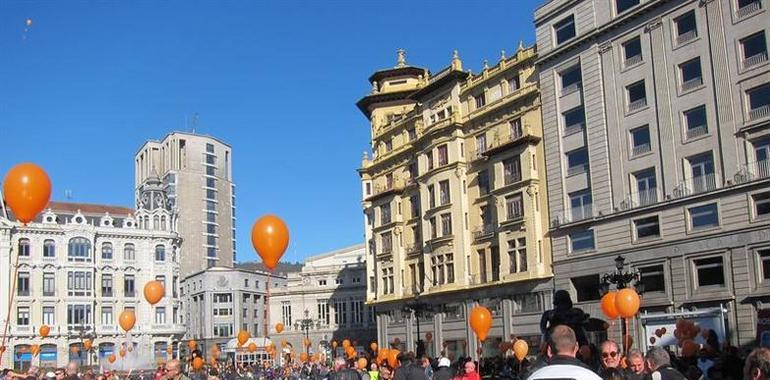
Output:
[535, 0, 770, 347]
[135, 132, 236, 277]
[268, 244, 375, 356]
[0, 201, 185, 369]
[357, 47, 552, 359]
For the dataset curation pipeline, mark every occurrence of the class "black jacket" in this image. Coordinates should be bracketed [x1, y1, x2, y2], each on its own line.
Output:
[330, 369, 362, 380]
[432, 367, 453, 380]
[394, 362, 427, 380]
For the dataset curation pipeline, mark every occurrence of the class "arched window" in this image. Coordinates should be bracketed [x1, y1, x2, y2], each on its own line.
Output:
[14, 344, 31, 371]
[124, 243, 136, 261]
[18, 239, 30, 257]
[155, 245, 166, 262]
[154, 342, 168, 361]
[153, 215, 160, 230]
[39, 344, 58, 368]
[101, 242, 113, 260]
[160, 215, 167, 230]
[43, 240, 56, 258]
[69, 343, 85, 367]
[98, 343, 114, 363]
[68, 238, 91, 262]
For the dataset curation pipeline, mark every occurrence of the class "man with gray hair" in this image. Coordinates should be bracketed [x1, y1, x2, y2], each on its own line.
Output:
[645, 347, 685, 380]
[745, 348, 770, 380]
[625, 349, 646, 380]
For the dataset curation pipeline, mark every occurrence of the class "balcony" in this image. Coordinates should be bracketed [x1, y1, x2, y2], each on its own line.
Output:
[624, 54, 643, 68]
[366, 179, 407, 201]
[743, 52, 768, 69]
[676, 30, 697, 45]
[480, 125, 541, 157]
[737, 0, 762, 18]
[617, 188, 659, 211]
[473, 224, 496, 240]
[681, 77, 703, 92]
[628, 98, 647, 112]
[735, 160, 770, 183]
[405, 244, 421, 255]
[750, 105, 770, 121]
[632, 143, 651, 156]
[672, 173, 717, 198]
[504, 172, 522, 186]
[96, 325, 117, 334]
[686, 125, 708, 140]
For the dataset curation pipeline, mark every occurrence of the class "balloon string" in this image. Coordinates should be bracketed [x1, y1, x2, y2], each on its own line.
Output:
[0, 244, 22, 366]
[265, 271, 272, 338]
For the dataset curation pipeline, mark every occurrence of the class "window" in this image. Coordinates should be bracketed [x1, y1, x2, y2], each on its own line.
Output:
[439, 180, 450, 205]
[694, 256, 725, 287]
[155, 307, 166, 324]
[351, 299, 364, 325]
[510, 118, 523, 139]
[437, 145, 448, 166]
[754, 192, 770, 217]
[476, 134, 487, 156]
[509, 75, 520, 92]
[513, 293, 543, 313]
[679, 57, 703, 91]
[206, 143, 215, 153]
[334, 299, 347, 326]
[214, 324, 233, 337]
[616, 0, 640, 14]
[570, 230, 595, 252]
[18, 239, 30, 257]
[563, 107, 585, 135]
[689, 152, 716, 193]
[506, 194, 524, 220]
[566, 148, 588, 176]
[17, 307, 30, 326]
[635, 168, 658, 206]
[748, 83, 770, 120]
[630, 125, 651, 155]
[42, 306, 55, 325]
[206, 165, 216, 176]
[68, 237, 91, 262]
[441, 213, 452, 236]
[634, 216, 660, 239]
[503, 156, 521, 184]
[675, 11, 697, 44]
[410, 195, 420, 218]
[121, 243, 135, 262]
[17, 272, 30, 296]
[569, 190, 592, 221]
[737, 0, 763, 17]
[124, 275, 136, 297]
[67, 304, 91, 326]
[384, 139, 393, 152]
[553, 15, 576, 45]
[684, 105, 708, 139]
[155, 245, 166, 261]
[627, 80, 647, 111]
[478, 170, 490, 195]
[42, 240, 55, 258]
[408, 128, 417, 141]
[428, 185, 436, 209]
[156, 275, 166, 291]
[101, 243, 113, 260]
[475, 93, 486, 109]
[430, 217, 437, 239]
[759, 249, 770, 280]
[623, 36, 643, 66]
[67, 271, 92, 296]
[426, 151, 433, 170]
[380, 203, 391, 225]
[508, 238, 527, 274]
[689, 203, 719, 229]
[213, 293, 232, 303]
[560, 65, 582, 94]
[742, 32, 768, 69]
[639, 265, 666, 293]
[101, 274, 113, 297]
[206, 177, 216, 188]
[317, 299, 330, 325]
[381, 232, 393, 254]
[43, 273, 55, 297]
[572, 274, 601, 302]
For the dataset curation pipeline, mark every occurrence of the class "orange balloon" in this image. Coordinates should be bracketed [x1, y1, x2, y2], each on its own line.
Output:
[39, 325, 50, 338]
[387, 349, 400, 368]
[119, 349, 126, 358]
[370, 342, 378, 352]
[275, 323, 284, 333]
[601, 292, 619, 319]
[0, 346, 5, 353]
[144, 281, 165, 305]
[379, 348, 389, 360]
[342, 339, 351, 348]
[300, 352, 309, 362]
[118, 309, 136, 332]
[2, 163, 52, 224]
[615, 288, 641, 318]
[108, 354, 116, 363]
[188, 340, 197, 350]
[251, 215, 289, 270]
[469, 306, 493, 341]
[247, 342, 257, 353]
[84, 339, 93, 351]
[513, 339, 528, 361]
[357, 358, 368, 369]
[192, 357, 204, 370]
[237, 330, 250, 346]
[681, 339, 698, 358]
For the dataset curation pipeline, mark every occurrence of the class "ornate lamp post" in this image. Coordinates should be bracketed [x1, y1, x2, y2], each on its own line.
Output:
[69, 323, 95, 367]
[298, 309, 315, 354]
[403, 290, 432, 357]
[599, 255, 644, 350]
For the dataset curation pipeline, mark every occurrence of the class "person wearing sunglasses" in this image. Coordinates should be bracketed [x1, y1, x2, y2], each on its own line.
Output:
[599, 340, 621, 371]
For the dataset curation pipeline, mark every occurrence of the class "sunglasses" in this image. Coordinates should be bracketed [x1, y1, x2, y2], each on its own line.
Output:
[601, 351, 618, 358]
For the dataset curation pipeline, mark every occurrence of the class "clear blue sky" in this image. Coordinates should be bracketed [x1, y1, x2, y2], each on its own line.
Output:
[0, 0, 541, 263]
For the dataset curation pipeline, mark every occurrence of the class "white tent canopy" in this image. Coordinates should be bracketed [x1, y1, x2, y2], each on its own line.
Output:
[223, 337, 273, 353]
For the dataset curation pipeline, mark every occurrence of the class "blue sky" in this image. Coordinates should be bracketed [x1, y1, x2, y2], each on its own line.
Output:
[0, 0, 541, 263]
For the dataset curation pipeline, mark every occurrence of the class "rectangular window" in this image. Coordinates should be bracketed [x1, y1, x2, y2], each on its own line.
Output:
[563, 107, 585, 135]
[437, 145, 449, 166]
[317, 299, 330, 325]
[748, 83, 770, 120]
[695, 256, 725, 287]
[689, 203, 719, 229]
[616, 0, 640, 14]
[67, 304, 91, 326]
[684, 105, 708, 139]
[380, 203, 391, 225]
[476, 134, 487, 156]
[18, 239, 30, 257]
[67, 271, 93, 297]
[441, 213, 452, 236]
[124, 275, 135, 297]
[43, 240, 55, 258]
[679, 57, 703, 91]
[572, 274, 601, 302]
[569, 190, 593, 221]
[430, 217, 437, 239]
[17, 272, 30, 296]
[503, 156, 521, 184]
[560, 65, 582, 95]
[508, 238, 527, 274]
[759, 249, 770, 280]
[101, 274, 113, 297]
[426, 151, 433, 170]
[506, 194, 524, 220]
[17, 306, 30, 326]
[510, 118, 523, 139]
[741, 31, 768, 69]
[408, 128, 417, 141]
[623, 36, 643, 66]
[381, 232, 392, 254]
[569, 229, 595, 252]
[155, 307, 166, 324]
[737, 0, 763, 17]
[41, 273, 55, 297]
[630, 125, 651, 155]
[754, 192, 770, 217]
[428, 185, 436, 209]
[513, 293, 543, 313]
[478, 170, 490, 195]
[42, 306, 55, 325]
[627, 80, 647, 111]
[410, 195, 420, 218]
[475, 93, 486, 109]
[634, 216, 661, 239]
[155, 245, 166, 261]
[509, 76, 520, 92]
[639, 265, 666, 293]
[675, 11, 697, 44]
[553, 15, 576, 45]
[635, 168, 658, 206]
[689, 152, 716, 193]
[439, 180, 450, 205]
[566, 148, 588, 176]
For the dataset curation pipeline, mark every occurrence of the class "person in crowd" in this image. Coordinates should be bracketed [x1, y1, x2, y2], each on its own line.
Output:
[625, 349, 646, 380]
[599, 340, 621, 372]
[745, 348, 770, 380]
[460, 362, 480, 380]
[539, 290, 590, 347]
[329, 357, 360, 380]
[165, 359, 191, 380]
[526, 325, 601, 380]
[380, 364, 393, 380]
[368, 363, 380, 380]
[600, 368, 625, 380]
[421, 357, 433, 380]
[393, 353, 424, 380]
[54, 369, 65, 380]
[154, 366, 165, 380]
[63, 362, 79, 380]
[433, 358, 453, 380]
[646, 347, 686, 380]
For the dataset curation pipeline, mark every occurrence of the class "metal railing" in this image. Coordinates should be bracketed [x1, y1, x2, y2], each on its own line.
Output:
[635, 188, 659, 207]
[735, 160, 770, 183]
[507, 207, 524, 221]
[504, 173, 522, 185]
[743, 52, 768, 69]
[737, 0, 762, 18]
[672, 173, 717, 198]
[686, 125, 708, 140]
[676, 30, 697, 45]
[624, 54, 643, 68]
[750, 104, 770, 120]
[632, 143, 651, 156]
[681, 77, 703, 92]
[570, 204, 593, 222]
[628, 98, 647, 112]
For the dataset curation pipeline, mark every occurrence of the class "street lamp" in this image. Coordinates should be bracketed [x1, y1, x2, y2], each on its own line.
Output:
[599, 255, 644, 350]
[403, 290, 432, 358]
[298, 309, 315, 354]
[69, 323, 95, 367]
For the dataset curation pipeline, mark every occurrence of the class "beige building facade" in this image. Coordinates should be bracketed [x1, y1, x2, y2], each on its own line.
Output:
[357, 47, 552, 359]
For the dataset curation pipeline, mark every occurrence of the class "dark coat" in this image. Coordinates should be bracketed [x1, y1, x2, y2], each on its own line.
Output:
[432, 367, 453, 380]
